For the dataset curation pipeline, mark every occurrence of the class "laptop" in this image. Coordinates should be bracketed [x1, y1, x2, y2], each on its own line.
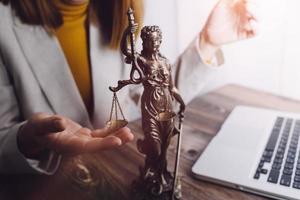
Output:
[192, 106, 300, 200]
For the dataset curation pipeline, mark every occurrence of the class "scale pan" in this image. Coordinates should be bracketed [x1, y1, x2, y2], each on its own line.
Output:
[156, 111, 176, 122]
[105, 120, 128, 134]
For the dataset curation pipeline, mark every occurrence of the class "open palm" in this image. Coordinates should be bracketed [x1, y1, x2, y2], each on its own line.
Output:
[18, 113, 134, 158]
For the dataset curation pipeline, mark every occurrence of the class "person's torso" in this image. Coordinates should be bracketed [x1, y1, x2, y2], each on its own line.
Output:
[0, 0, 180, 128]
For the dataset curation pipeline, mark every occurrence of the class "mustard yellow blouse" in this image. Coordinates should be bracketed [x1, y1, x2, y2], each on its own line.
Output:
[54, 0, 92, 114]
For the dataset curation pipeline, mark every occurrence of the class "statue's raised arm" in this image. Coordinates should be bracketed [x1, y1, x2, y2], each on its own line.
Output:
[109, 8, 144, 92]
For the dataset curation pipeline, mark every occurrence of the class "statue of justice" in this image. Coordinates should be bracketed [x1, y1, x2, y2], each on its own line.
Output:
[107, 8, 185, 200]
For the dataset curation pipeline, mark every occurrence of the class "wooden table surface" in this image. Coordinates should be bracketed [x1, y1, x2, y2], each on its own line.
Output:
[2, 84, 300, 200]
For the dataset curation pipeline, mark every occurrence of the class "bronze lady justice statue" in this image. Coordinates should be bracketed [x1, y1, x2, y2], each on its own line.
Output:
[109, 8, 185, 199]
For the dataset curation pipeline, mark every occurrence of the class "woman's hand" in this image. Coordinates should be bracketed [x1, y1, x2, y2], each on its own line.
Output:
[202, 0, 258, 46]
[17, 113, 134, 159]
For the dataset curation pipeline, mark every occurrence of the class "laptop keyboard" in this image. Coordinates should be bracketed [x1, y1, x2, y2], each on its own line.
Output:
[254, 117, 300, 189]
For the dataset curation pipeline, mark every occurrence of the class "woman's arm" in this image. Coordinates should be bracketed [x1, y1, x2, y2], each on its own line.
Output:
[0, 52, 134, 174]
[0, 53, 59, 174]
[173, 0, 258, 104]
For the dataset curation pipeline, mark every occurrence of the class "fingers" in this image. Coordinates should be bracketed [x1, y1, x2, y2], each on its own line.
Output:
[79, 127, 92, 137]
[30, 113, 66, 135]
[245, 0, 260, 22]
[91, 127, 134, 143]
[233, 0, 259, 39]
[246, 0, 260, 36]
[90, 127, 111, 137]
[53, 118, 68, 132]
[249, 18, 259, 35]
[83, 127, 134, 153]
[47, 126, 134, 155]
[113, 127, 134, 143]
[45, 127, 91, 152]
[239, 15, 259, 39]
[55, 134, 122, 154]
[83, 136, 122, 153]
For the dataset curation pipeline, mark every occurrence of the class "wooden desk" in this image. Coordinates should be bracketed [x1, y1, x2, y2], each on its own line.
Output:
[3, 84, 300, 200]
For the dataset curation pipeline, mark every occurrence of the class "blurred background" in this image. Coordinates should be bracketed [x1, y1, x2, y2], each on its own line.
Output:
[178, 0, 300, 100]
[144, 0, 300, 100]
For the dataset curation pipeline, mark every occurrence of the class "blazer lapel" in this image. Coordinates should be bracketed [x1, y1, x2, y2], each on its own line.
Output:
[12, 18, 92, 128]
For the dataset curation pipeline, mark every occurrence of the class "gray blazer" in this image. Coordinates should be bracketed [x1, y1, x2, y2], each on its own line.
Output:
[0, 2, 216, 174]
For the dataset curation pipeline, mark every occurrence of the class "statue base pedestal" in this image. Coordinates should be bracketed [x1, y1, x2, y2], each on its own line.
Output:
[131, 176, 182, 200]
[132, 180, 172, 200]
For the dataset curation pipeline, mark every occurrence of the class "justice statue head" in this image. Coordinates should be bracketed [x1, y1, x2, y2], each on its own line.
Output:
[141, 25, 162, 53]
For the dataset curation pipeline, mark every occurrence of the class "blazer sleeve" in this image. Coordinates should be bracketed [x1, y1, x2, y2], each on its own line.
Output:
[173, 35, 224, 104]
[0, 52, 61, 175]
